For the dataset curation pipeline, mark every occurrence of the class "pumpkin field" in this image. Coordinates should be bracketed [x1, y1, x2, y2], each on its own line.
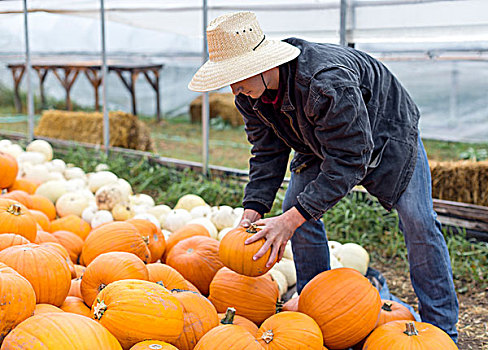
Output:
[0, 138, 486, 349]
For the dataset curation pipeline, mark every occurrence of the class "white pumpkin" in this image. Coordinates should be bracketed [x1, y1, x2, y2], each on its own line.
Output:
[111, 203, 135, 221]
[47, 171, 65, 181]
[65, 178, 87, 192]
[116, 178, 133, 198]
[210, 206, 239, 231]
[217, 227, 233, 241]
[3, 144, 23, 158]
[26, 139, 53, 161]
[87, 171, 117, 192]
[17, 151, 46, 164]
[330, 254, 343, 269]
[273, 258, 296, 288]
[334, 242, 369, 275]
[283, 241, 293, 260]
[163, 209, 192, 232]
[22, 163, 51, 183]
[188, 217, 218, 240]
[81, 205, 99, 224]
[190, 205, 212, 219]
[147, 204, 171, 221]
[328, 240, 343, 256]
[56, 191, 92, 217]
[174, 194, 207, 211]
[35, 180, 67, 203]
[64, 167, 87, 181]
[161, 229, 172, 240]
[91, 210, 114, 228]
[95, 163, 110, 172]
[233, 207, 244, 218]
[268, 268, 288, 297]
[46, 159, 66, 173]
[129, 193, 155, 208]
[95, 184, 125, 211]
[0, 139, 12, 148]
[133, 213, 161, 229]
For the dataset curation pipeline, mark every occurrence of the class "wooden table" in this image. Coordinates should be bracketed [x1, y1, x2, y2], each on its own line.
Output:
[7, 61, 164, 121]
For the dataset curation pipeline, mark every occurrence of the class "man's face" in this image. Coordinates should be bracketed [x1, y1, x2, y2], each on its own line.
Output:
[230, 74, 264, 99]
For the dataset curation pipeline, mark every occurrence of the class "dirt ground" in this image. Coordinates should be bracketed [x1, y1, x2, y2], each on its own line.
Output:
[374, 261, 488, 350]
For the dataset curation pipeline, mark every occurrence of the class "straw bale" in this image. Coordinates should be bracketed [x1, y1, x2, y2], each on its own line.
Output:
[430, 160, 488, 206]
[34, 110, 153, 151]
[190, 92, 243, 126]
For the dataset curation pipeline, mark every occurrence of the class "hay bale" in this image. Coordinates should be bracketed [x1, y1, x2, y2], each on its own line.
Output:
[430, 160, 488, 206]
[190, 92, 243, 127]
[34, 110, 153, 151]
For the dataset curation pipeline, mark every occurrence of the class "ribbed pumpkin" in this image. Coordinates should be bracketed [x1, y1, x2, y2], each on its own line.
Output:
[69, 277, 83, 298]
[51, 230, 84, 264]
[217, 313, 258, 335]
[256, 311, 323, 349]
[0, 151, 18, 189]
[298, 268, 382, 349]
[41, 241, 77, 278]
[194, 307, 263, 350]
[164, 223, 210, 260]
[33, 303, 64, 315]
[81, 251, 149, 307]
[377, 300, 416, 326]
[130, 341, 178, 349]
[0, 243, 71, 306]
[282, 296, 298, 312]
[147, 263, 200, 292]
[166, 236, 223, 295]
[74, 264, 86, 278]
[0, 199, 37, 242]
[0, 263, 36, 342]
[92, 279, 184, 349]
[60, 296, 92, 317]
[82, 221, 151, 265]
[8, 177, 39, 194]
[171, 289, 220, 350]
[2, 190, 33, 207]
[0, 233, 30, 251]
[29, 194, 57, 220]
[219, 224, 276, 277]
[35, 230, 59, 244]
[51, 214, 91, 240]
[1, 312, 122, 349]
[127, 218, 166, 263]
[208, 267, 279, 325]
[362, 320, 458, 349]
[29, 209, 52, 232]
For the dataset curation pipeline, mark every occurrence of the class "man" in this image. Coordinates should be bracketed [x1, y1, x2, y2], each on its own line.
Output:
[189, 11, 458, 341]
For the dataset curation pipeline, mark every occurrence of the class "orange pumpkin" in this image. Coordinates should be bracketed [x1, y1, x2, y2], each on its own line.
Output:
[2, 312, 122, 349]
[51, 230, 84, 264]
[166, 236, 223, 295]
[8, 177, 40, 194]
[0, 262, 36, 342]
[51, 214, 91, 241]
[217, 313, 258, 335]
[208, 267, 279, 325]
[194, 307, 262, 350]
[73, 264, 86, 278]
[81, 251, 149, 307]
[0, 233, 30, 251]
[147, 263, 199, 292]
[92, 279, 184, 349]
[256, 311, 323, 349]
[362, 320, 458, 349]
[68, 277, 83, 298]
[164, 223, 209, 261]
[282, 296, 299, 312]
[30, 209, 52, 232]
[0, 243, 71, 306]
[127, 218, 166, 263]
[171, 289, 220, 350]
[82, 221, 151, 265]
[29, 194, 57, 220]
[219, 224, 276, 277]
[41, 241, 77, 278]
[0, 151, 18, 189]
[130, 341, 178, 349]
[35, 230, 60, 244]
[298, 268, 382, 350]
[34, 303, 64, 315]
[0, 199, 37, 242]
[60, 296, 92, 317]
[2, 190, 33, 208]
[377, 300, 416, 326]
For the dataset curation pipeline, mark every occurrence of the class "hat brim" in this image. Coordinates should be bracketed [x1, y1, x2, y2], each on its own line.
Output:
[188, 40, 300, 92]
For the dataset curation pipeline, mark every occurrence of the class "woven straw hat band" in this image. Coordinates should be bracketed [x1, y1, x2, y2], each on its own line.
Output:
[207, 12, 265, 62]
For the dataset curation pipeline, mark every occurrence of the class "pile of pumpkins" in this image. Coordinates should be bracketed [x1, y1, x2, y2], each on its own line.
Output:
[0, 139, 458, 349]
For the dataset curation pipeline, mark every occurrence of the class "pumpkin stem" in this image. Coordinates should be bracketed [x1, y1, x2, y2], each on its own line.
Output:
[276, 300, 284, 313]
[142, 235, 150, 245]
[404, 322, 419, 336]
[6, 204, 23, 216]
[98, 283, 107, 292]
[93, 299, 107, 320]
[381, 301, 393, 312]
[261, 330, 274, 344]
[220, 307, 236, 325]
[246, 224, 259, 234]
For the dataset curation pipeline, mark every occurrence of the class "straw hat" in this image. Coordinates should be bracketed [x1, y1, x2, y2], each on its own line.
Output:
[188, 12, 301, 92]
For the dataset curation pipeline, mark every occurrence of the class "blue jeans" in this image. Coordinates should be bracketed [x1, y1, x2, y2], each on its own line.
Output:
[282, 137, 459, 341]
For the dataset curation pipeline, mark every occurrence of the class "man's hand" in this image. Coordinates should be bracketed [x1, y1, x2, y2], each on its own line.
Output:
[238, 209, 262, 228]
[244, 207, 306, 267]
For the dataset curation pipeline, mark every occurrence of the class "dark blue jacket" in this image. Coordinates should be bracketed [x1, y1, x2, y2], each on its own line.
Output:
[235, 38, 420, 220]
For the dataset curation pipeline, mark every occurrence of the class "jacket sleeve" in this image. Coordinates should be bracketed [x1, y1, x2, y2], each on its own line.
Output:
[296, 68, 374, 220]
[235, 97, 291, 214]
